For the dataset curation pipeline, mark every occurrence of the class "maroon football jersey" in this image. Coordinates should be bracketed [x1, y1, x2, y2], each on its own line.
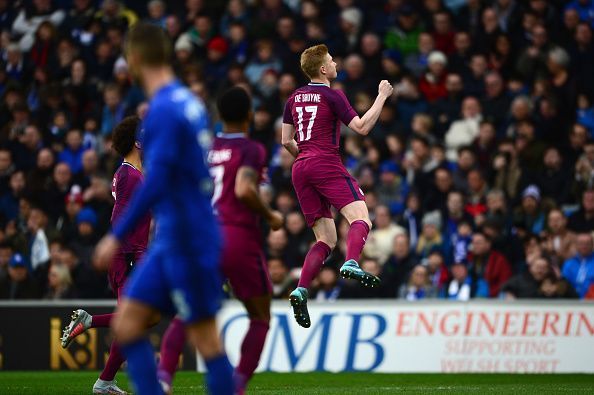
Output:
[208, 134, 266, 229]
[283, 83, 358, 160]
[111, 163, 151, 253]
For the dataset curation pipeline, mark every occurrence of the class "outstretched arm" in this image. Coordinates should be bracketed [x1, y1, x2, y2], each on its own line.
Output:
[281, 123, 299, 158]
[235, 166, 283, 230]
[348, 80, 394, 136]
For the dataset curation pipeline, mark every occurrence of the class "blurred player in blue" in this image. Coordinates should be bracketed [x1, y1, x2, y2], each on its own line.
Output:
[94, 24, 233, 395]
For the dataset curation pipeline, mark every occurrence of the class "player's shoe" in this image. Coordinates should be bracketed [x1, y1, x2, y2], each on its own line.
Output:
[289, 287, 311, 328]
[157, 369, 173, 395]
[61, 309, 92, 348]
[340, 259, 381, 288]
[92, 379, 127, 394]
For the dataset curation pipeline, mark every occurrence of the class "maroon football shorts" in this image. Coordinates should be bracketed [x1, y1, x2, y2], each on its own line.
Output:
[220, 225, 272, 300]
[291, 156, 365, 227]
[109, 250, 145, 300]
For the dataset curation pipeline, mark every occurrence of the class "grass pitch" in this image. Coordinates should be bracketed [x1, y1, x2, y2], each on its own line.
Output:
[0, 371, 593, 394]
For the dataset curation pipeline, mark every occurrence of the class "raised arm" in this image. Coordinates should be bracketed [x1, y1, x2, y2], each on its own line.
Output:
[235, 166, 283, 230]
[348, 80, 394, 136]
[281, 123, 299, 158]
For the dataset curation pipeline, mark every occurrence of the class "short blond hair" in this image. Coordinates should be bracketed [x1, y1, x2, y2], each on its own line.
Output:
[300, 44, 328, 80]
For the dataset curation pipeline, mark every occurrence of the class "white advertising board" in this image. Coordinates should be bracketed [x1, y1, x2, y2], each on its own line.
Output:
[203, 300, 594, 373]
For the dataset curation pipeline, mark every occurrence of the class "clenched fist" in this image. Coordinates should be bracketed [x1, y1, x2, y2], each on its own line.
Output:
[378, 80, 394, 98]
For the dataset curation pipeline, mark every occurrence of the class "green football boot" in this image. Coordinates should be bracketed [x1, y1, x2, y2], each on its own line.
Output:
[289, 287, 311, 328]
[340, 259, 381, 288]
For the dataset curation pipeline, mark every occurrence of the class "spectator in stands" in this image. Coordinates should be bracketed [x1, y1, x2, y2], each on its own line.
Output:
[568, 189, 594, 232]
[244, 39, 281, 85]
[70, 206, 98, 265]
[100, 84, 126, 136]
[398, 192, 423, 250]
[430, 73, 464, 138]
[444, 261, 472, 300]
[472, 120, 497, 171]
[0, 170, 25, 223]
[465, 168, 488, 218]
[59, 242, 106, 299]
[513, 185, 546, 235]
[463, 53, 488, 97]
[376, 161, 407, 214]
[364, 205, 405, 265]
[535, 146, 572, 205]
[312, 266, 342, 302]
[0, 253, 40, 299]
[12, 1, 65, 52]
[426, 250, 449, 294]
[384, 4, 422, 56]
[493, 139, 523, 200]
[445, 97, 482, 161]
[481, 71, 511, 129]
[284, 211, 314, 270]
[467, 232, 513, 297]
[27, 204, 51, 271]
[58, 129, 85, 175]
[574, 139, 594, 195]
[399, 264, 438, 300]
[405, 32, 435, 77]
[562, 232, 594, 298]
[419, 51, 448, 103]
[539, 272, 579, 299]
[416, 210, 445, 263]
[381, 234, 418, 298]
[94, 0, 137, 29]
[44, 262, 75, 299]
[268, 258, 292, 300]
[0, 241, 12, 282]
[542, 209, 577, 262]
[502, 256, 551, 299]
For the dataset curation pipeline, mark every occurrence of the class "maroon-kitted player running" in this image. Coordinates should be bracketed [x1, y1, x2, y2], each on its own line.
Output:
[282, 44, 393, 328]
[60, 116, 151, 394]
[208, 87, 283, 394]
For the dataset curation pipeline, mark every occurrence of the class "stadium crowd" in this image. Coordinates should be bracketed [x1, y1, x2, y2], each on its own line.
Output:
[0, 0, 593, 302]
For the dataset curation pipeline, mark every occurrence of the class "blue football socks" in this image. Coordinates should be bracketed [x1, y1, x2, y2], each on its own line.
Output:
[205, 353, 234, 395]
[122, 338, 163, 395]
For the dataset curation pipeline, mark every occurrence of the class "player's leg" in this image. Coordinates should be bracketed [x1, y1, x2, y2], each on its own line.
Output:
[220, 227, 272, 393]
[113, 249, 172, 395]
[112, 299, 163, 395]
[339, 200, 380, 287]
[185, 318, 233, 395]
[290, 217, 337, 328]
[93, 286, 128, 395]
[299, 217, 337, 288]
[156, 317, 185, 392]
[314, 161, 379, 288]
[235, 294, 271, 394]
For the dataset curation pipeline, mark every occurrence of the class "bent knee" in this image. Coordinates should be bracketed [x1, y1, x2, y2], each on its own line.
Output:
[361, 218, 372, 231]
[111, 315, 144, 344]
[319, 237, 337, 250]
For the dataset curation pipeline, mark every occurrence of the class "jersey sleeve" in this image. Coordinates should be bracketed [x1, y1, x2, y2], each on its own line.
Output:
[329, 90, 358, 126]
[282, 98, 294, 125]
